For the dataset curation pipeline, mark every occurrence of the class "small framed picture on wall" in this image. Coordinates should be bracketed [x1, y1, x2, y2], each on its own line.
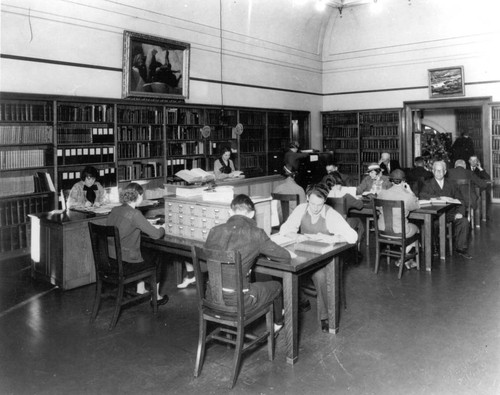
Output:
[428, 66, 465, 99]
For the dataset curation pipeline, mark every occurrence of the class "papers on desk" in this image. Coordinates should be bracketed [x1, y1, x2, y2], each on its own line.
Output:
[137, 199, 159, 207]
[270, 233, 295, 247]
[294, 240, 334, 254]
[72, 202, 122, 214]
[419, 197, 461, 206]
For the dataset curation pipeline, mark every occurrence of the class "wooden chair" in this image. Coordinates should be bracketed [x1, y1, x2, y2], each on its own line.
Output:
[88, 223, 158, 330]
[271, 193, 299, 233]
[452, 179, 474, 228]
[191, 245, 276, 388]
[372, 199, 421, 279]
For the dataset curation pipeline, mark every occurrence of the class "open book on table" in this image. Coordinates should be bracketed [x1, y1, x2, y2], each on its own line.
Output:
[420, 197, 461, 205]
[175, 168, 215, 183]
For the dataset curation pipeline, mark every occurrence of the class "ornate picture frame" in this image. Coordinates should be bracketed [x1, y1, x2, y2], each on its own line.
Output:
[122, 31, 190, 101]
[428, 66, 465, 99]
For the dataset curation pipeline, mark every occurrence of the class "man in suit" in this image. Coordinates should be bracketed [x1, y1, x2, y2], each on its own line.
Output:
[322, 162, 354, 187]
[468, 155, 491, 180]
[406, 156, 434, 196]
[447, 159, 487, 211]
[378, 152, 401, 176]
[419, 160, 472, 259]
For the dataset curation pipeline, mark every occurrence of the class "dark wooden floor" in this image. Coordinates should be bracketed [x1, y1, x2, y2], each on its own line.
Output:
[1, 206, 499, 395]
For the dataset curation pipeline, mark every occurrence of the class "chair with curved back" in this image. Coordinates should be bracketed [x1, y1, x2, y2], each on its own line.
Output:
[271, 193, 300, 233]
[88, 223, 158, 330]
[372, 198, 421, 279]
[191, 245, 276, 389]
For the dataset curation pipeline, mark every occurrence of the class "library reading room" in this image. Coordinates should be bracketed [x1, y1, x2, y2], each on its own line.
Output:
[1, 1, 500, 394]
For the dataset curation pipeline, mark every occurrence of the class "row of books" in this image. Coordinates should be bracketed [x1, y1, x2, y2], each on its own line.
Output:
[329, 139, 359, 150]
[118, 162, 163, 181]
[57, 125, 115, 144]
[117, 142, 163, 159]
[240, 154, 264, 168]
[168, 141, 204, 156]
[334, 153, 358, 163]
[0, 194, 52, 227]
[57, 147, 114, 165]
[492, 108, 500, 120]
[362, 138, 399, 150]
[0, 149, 47, 170]
[323, 126, 358, 138]
[0, 175, 35, 197]
[57, 104, 113, 123]
[58, 167, 116, 190]
[240, 141, 265, 153]
[360, 125, 399, 136]
[166, 126, 204, 141]
[268, 127, 291, 138]
[118, 125, 162, 141]
[117, 107, 164, 124]
[0, 125, 53, 145]
[0, 224, 30, 252]
[239, 112, 266, 126]
[268, 113, 291, 125]
[322, 113, 358, 126]
[359, 112, 399, 124]
[0, 102, 53, 122]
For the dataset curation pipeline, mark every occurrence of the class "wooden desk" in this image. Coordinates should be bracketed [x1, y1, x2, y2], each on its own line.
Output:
[29, 201, 163, 290]
[350, 201, 457, 272]
[142, 234, 354, 365]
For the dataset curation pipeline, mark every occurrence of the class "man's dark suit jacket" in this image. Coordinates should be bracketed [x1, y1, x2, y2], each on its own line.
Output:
[419, 177, 466, 217]
[379, 160, 401, 176]
[406, 166, 433, 195]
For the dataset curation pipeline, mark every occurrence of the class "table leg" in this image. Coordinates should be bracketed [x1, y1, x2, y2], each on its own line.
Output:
[439, 213, 446, 261]
[326, 257, 340, 334]
[282, 272, 298, 365]
[423, 215, 432, 272]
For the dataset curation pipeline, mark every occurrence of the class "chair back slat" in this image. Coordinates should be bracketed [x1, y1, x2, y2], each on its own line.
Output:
[88, 223, 124, 278]
[373, 198, 406, 238]
[191, 245, 244, 317]
[326, 196, 347, 219]
[271, 193, 299, 224]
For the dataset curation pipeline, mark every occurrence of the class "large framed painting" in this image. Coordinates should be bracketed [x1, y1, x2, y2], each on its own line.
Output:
[122, 31, 190, 101]
[428, 66, 465, 99]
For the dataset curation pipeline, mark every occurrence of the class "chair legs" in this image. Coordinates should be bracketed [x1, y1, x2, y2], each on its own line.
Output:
[266, 309, 274, 361]
[230, 326, 245, 389]
[109, 283, 125, 330]
[90, 278, 103, 323]
[194, 316, 207, 378]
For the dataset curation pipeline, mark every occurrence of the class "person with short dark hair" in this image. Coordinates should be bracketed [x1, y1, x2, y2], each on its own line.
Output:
[67, 166, 107, 209]
[450, 131, 475, 163]
[468, 155, 490, 180]
[406, 156, 434, 196]
[213, 146, 237, 180]
[279, 184, 358, 332]
[356, 163, 392, 195]
[107, 182, 168, 306]
[284, 141, 309, 173]
[204, 194, 292, 331]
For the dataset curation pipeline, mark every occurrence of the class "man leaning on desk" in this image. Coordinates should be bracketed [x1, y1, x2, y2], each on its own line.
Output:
[419, 160, 472, 260]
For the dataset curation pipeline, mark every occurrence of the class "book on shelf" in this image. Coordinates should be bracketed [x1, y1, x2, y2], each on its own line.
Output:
[294, 240, 334, 254]
[175, 168, 214, 183]
[33, 172, 55, 193]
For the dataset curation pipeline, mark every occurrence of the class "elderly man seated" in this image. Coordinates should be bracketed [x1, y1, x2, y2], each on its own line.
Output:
[419, 160, 472, 260]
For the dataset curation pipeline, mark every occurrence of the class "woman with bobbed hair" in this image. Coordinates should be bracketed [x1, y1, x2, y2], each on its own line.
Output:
[67, 166, 107, 209]
[213, 146, 236, 180]
[106, 182, 168, 306]
[278, 183, 358, 332]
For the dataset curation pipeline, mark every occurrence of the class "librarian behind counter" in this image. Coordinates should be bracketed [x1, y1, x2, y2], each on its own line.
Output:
[67, 165, 107, 209]
[213, 146, 242, 180]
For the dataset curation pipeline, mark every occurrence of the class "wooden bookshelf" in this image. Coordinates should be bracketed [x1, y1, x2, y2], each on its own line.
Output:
[491, 104, 500, 201]
[455, 108, 483, 164]
[0, 92, 309, 258]
[322, 109, 401, 183]
[56, 102, 116, 191]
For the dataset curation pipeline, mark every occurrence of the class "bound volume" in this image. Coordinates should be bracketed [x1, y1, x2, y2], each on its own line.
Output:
[294, 240, 333, 254]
